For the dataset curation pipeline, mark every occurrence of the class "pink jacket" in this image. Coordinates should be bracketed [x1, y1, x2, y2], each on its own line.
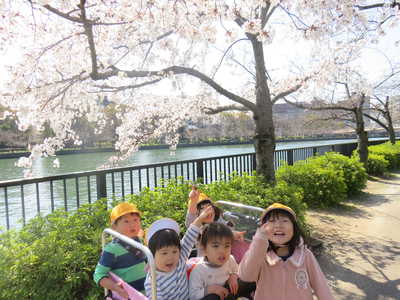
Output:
[238, 230, 334, 300]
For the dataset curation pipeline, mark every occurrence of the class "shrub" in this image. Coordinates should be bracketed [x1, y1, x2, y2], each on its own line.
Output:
[310, 152, 367, 196]
[369, 142, 400, 170]
[365, 153, 389, 176]
[276, 160, 347, 207]
[0, 199, 109, 300]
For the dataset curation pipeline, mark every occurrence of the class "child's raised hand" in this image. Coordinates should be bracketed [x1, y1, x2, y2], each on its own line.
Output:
[259, 222, 272, 239]
[193, 206, 214, 227]
[207, 285, 229, 300]
[188, 185, 200, 203]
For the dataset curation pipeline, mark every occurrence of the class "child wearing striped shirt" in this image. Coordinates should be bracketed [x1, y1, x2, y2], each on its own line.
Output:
[144, 206, 213, 300]
[94, 202, 146, 299]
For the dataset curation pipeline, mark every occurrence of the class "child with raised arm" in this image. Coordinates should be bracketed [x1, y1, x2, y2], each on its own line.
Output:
[186, 186, 245, 257]
[239, 203, 334, 300]
[94, 202, 146, 299]
[189, 222, 255, 300]
[144, 206, 214, 300]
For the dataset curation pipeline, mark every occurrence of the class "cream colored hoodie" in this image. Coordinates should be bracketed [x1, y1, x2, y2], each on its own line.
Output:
[238, 230, 334, 300]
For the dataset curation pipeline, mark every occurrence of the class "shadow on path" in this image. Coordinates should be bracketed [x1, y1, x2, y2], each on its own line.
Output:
[317, 234, 400, 300]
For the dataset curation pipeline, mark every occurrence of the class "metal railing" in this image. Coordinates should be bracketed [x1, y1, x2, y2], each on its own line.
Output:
[0, 139, 385, 230]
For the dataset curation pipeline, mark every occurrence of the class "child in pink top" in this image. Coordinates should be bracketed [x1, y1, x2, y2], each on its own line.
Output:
[239, 203, 334, 300]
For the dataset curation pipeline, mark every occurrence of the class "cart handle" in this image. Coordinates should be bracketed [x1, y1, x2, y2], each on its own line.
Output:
[102, 228, 157, 300]
[215, 200, 265, 212]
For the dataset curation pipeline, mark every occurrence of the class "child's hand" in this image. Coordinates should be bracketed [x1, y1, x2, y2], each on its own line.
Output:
[188, 185, 200, 203]
[207, 285, 229, 300]
[259, 222, 273, 240]
[114, 282, 129, 300]
[233, 231, 246, 242]
[193, 206, 214, 227]
[227, 273, 239, 295]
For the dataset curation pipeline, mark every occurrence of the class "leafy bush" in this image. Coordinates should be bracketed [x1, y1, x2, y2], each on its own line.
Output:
[0, 175, 306, 299]
[368, 142, 400, 170]
[310, 152, 367, 196]
[365, 153, 389, 176]
[0, 199, 109, 300]
[276, 160, 347, 207]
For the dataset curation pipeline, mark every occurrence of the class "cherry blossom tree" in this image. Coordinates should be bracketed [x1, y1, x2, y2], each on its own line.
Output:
[1, 1, 399, 181]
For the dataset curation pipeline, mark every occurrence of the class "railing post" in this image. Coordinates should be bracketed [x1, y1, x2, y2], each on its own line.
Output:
[96, 173, 107, 199]
[252, 153, 257, 172]
[312, 147, 317, 156]
[196, 159, 204, 183]
[287, 149, 294, 166]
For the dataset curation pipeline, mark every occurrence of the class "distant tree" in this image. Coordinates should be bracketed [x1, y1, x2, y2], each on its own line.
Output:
[363, 69, 400, 144]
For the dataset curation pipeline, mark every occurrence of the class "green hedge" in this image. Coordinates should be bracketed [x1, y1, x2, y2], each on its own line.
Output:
[368, 142, 400, 169]
[365, 153, 389, 176]
[276, 159, 347, 207]
[310, 152, 367, 196]
[0, 175, 305, 300]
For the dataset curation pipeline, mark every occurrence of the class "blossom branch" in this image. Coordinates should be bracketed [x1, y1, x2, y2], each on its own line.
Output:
[94, 79, 163, 92]
[106, 66, 257, 111]
[212, 38, 250, 79]
[203, 105, 250, 114]
[272, 82, 305, 104]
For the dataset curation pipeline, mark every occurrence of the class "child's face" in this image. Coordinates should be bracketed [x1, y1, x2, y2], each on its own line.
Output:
[204, 237, 232, 266]
[112, 213, 141, 238]
[264, 213, 294, 246]
[154, 245, 180, 272]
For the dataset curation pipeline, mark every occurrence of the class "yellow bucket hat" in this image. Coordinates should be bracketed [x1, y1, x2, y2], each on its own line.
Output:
[264, 202, 296, 219]
[110, 202, 141, 224]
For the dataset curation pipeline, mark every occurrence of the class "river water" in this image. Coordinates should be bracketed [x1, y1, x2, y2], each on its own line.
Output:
[0, 138, 370, 181]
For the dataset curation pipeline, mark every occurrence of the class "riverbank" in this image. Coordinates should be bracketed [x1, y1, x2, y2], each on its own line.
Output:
[307, 172, 400, 299]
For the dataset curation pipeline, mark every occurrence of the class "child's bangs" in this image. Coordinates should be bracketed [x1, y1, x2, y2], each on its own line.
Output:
[148, 229, 181, 255]
[263, 209, 293, 223]
[200, 222, 233, 247]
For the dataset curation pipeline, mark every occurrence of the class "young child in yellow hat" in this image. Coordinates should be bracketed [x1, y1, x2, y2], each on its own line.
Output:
[239, 203, 334, 300]
[94, 202, 146, 299]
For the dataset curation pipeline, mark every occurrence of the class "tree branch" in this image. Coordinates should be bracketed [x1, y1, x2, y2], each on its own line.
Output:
[106, 66, 257, 111]
[93, 78, 163, 92]
[355, 1, 400, 10]
[203, 105, 250, 114]
[212, 38, 250, 79]
[364, 113, 389, 130]
[272, 82, 304, 103]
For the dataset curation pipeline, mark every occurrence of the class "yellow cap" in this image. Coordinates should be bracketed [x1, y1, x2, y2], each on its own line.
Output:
[264, 203, 296, 219]
[110, 202, 141, 224]
[198, 192, 210, 202]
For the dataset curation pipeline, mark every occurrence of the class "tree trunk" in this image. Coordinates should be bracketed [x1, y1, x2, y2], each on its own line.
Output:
[254, 113, 276, 183]
[250, 37, 276, 183]
[355, 105, 368, 165]
[385, 97, 396, 145]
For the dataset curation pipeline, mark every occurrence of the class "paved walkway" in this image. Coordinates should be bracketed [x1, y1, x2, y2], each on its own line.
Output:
[307, 172, 400, 300]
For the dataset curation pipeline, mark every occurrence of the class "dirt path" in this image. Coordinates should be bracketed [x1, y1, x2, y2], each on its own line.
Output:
[307, 172, 400, 300]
